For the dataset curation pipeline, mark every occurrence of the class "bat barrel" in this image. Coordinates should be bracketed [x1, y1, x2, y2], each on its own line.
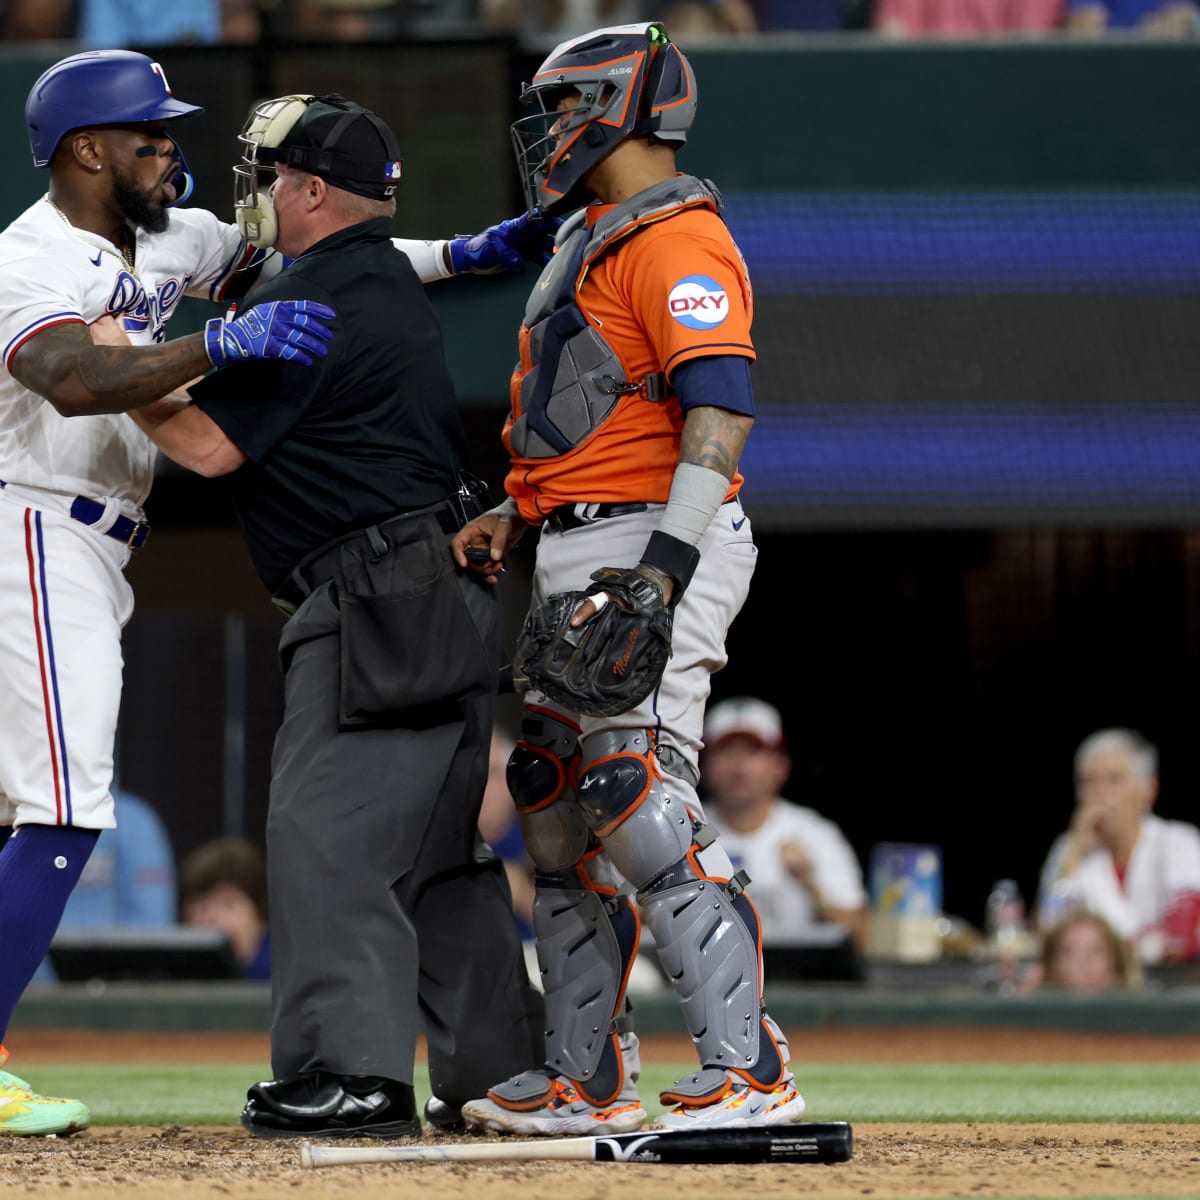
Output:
[591, 1123, 854, 1164]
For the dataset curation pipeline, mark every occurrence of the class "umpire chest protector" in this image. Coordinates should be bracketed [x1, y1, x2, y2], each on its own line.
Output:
[506, 175, 723, 461]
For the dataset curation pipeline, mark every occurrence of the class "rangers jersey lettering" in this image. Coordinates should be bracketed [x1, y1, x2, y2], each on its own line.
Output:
[0, 197, 260, 508]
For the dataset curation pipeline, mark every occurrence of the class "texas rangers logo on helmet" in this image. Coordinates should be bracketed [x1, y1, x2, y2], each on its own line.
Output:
[668, 275, 729, 331]
[149, 61, 174, 94]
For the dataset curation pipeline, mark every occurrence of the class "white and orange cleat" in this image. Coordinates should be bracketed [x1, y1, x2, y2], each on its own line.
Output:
[648, 1067, 806, 1131]
[462, 1070, 647, 1137]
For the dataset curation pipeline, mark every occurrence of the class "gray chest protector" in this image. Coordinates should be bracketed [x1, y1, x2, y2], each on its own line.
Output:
[507, 175, 723, 461]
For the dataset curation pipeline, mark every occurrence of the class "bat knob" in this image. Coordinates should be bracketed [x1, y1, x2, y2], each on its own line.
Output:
[299, 1141, 314, 1169]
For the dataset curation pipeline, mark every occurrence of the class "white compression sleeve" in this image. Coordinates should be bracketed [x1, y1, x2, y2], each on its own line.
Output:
[657, 463, 731, 546]
[391, 238, 455, 283]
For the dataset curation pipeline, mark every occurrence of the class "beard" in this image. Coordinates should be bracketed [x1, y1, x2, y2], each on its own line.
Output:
[112, 164, 170, 235]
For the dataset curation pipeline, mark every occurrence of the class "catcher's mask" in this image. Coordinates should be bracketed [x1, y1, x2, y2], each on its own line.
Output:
[234, 92, 403, 247]
[26, 49, 200, 204]
[511, 21, 696, 217]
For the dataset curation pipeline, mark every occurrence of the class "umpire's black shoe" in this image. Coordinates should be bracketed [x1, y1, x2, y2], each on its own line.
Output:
[423, 1095, 465, 1134]
[240, 1071, 421, 1139]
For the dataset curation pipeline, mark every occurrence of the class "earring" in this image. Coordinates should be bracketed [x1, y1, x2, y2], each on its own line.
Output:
[94, 164, 102, 172]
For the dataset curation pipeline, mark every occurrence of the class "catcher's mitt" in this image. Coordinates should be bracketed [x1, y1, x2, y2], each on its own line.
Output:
[514, 568, 673, 717]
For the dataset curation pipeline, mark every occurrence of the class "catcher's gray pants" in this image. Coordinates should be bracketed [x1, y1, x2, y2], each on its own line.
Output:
[530, 496, 757, 797]
[266, 552, 540, 1101]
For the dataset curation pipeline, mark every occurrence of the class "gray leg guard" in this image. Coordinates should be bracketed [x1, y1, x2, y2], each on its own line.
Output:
[502, 709, 641, 1107]
[576, 728, 788, 1090]
[522, 881, 640, 1104]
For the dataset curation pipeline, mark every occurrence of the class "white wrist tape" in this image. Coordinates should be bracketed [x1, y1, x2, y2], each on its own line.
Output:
[656, 463, 731, 546]
[583, 590, 609, 617]
[391, 238, 454, 283]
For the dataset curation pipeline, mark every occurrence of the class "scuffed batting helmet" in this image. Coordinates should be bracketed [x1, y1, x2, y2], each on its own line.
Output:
[511, 21, 697, 216]
[25, 49, 202, 169]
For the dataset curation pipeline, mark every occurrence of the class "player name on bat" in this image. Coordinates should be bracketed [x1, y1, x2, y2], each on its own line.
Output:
[299, 1123, 854, 1169]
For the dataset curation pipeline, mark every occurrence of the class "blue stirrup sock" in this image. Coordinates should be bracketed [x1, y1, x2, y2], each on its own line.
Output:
[0, 824, 99, 1041]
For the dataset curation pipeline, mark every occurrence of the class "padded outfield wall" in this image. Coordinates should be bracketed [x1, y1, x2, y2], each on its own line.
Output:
[2, 40, 1199, 932]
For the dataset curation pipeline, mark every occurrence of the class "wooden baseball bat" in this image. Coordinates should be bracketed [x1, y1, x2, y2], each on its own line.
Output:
[299, 1122, 853, 1169]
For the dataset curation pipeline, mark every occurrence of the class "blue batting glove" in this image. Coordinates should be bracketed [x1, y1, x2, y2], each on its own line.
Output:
[204, 299, 336, 369]
[448, 212, 564, 275]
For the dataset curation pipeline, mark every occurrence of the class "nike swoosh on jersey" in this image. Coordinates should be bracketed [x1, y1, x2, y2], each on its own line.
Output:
[90, 252, 103, 266]
[732, 516, 747, 531]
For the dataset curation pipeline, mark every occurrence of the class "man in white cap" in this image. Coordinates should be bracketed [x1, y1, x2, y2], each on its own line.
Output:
[703, 697, 868, 953]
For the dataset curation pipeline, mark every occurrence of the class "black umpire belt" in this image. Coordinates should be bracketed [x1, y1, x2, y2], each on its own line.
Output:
[542, 502, 648, 534]
[271, 498, 471, 616]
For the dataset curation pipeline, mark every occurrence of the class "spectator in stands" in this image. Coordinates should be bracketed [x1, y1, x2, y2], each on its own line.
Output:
[872, 0, 1062, 37]
[32, 788, 176, 984]
[480, 0, 644, 43]
[477, 728, 535, 942]
[75, 0, 261, 45]
[179, 838, 270, 981]
[480, 0, 757, 46]
[1035, 728, 1200, 965]
[279, 0, 405, 39]
[701, 697, 869, 953]
[2, 0, 73, 37]
[1064, 0, 1198, 33]
[1020, 910, 1142, 992]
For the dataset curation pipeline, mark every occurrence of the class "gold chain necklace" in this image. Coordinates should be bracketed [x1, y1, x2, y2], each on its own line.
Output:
[44, 194, 137, 274]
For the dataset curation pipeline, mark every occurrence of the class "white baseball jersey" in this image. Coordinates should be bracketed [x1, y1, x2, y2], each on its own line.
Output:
[0, 196, 256, 832]
[0, 196, 254, 510]
[0, 199, 462, 833]
[1036, 813, 1200, 963]
[710, 799, 868, 945]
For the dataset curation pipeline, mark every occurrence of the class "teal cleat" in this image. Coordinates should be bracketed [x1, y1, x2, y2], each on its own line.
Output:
[0, 1045, 90, 1137]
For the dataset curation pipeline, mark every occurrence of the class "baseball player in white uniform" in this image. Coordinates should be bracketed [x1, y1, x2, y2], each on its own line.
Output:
[0, 49, 555, 1138]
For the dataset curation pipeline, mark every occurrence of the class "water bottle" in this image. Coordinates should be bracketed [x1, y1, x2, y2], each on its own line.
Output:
[985, 879, 1026, 952]
[1038, 876, 1082, 928]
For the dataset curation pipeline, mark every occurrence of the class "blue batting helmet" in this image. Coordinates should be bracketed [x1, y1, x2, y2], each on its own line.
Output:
[25, 50, 202, 169]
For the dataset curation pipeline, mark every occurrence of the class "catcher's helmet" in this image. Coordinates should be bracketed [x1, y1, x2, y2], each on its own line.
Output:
[26, 50, 202, 169]
[512, 21, 697, 217]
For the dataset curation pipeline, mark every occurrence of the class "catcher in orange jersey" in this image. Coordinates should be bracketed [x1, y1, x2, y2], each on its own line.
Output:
[451, 22, 805, 1137]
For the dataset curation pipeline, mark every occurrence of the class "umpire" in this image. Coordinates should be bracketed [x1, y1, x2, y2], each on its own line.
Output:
[133, 95, 542, 1138]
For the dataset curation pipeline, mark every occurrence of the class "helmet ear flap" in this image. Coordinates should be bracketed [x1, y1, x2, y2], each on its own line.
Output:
[638, 42, 694, 143]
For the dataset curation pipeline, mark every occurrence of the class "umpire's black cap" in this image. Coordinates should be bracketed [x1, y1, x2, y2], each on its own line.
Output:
[262, 93, 402, 201]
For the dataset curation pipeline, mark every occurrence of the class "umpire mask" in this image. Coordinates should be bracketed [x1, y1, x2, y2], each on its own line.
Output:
[234, 93, 403, 247]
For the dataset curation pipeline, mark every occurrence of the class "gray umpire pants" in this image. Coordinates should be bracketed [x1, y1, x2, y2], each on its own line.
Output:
[265, 528, 541, 1102]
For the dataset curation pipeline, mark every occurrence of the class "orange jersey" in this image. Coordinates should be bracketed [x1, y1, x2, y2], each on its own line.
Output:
[503, 182, 755, 523]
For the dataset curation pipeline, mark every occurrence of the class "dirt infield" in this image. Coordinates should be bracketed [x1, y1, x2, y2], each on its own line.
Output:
[4, 1028, 1199, 1199]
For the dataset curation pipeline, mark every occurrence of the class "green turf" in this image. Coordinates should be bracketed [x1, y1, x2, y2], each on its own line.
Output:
[19, 1062, 1200, 1127]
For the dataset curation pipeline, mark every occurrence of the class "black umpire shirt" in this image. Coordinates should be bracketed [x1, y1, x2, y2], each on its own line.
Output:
[190, 218, 468, 594]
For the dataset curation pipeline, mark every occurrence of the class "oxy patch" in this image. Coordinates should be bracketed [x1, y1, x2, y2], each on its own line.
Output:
[667, 274, 729, 330]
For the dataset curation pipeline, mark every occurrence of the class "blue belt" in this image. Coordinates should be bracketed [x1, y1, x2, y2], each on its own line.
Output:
[0, 481, 151, 551]
[69, 496, 151, 550]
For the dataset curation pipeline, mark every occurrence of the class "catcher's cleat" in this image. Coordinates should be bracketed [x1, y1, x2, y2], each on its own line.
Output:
[647, 1068, 807, 1131]
[0, 1045, 90, 1137]
[462, 1070, 647, 1137]
[423, 1095, 465, 1134]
